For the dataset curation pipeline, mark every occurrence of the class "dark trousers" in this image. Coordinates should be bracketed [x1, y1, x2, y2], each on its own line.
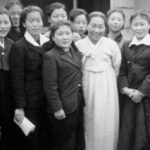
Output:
[12, 108, 49, 150]
[48, 110, 80, 150]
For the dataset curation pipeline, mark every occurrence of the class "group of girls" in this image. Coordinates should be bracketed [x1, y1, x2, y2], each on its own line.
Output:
[0, 0, 150, 150]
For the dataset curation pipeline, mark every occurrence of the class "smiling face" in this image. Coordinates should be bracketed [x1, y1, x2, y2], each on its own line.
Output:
[0, 14, 11, 38]
[87, 16, 105, 44]
[48, 8, 67, 25]
[107, 12, 124, 33]
[131, 15, 150, 40]
[8, 4, 22, 28]
[52, 25, 73, 50]
[23, 11, 43, 38]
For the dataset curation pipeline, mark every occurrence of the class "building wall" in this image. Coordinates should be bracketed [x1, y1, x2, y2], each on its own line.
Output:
[137, 0, 150, 10]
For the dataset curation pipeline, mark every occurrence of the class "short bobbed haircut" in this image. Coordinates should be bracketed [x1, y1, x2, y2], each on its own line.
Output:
[50, 20, 73, 42]
[5, 0, 23, 10]
[20, 5, 44, 34]
[107, 8, 125, 21]
[130, 10, 150, 25]
[88, 11, 106, 25]
[46, 2, 67, 17]
[69, 8, 87, 22]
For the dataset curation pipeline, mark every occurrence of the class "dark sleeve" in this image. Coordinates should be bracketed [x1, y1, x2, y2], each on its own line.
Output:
[42, 40, 53, 53]
[9, 43, 26, 108]
[118, 42, 129, 91]
[138, 74, 150, 97]
[42, 53, 63, 113]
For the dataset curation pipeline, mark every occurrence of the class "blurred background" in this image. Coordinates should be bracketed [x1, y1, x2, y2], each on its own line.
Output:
[0, 0, 150, 34]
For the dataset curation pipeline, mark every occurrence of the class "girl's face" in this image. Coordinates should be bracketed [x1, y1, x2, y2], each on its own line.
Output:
[8, 4, 22, 28]
[49, 8, 67, 25]
[87, 16, 105, 44]
[23, 11, 43, 37]
[72, 14, 87, 36]
[0, 14, 11, 38]
[107, 12, 124, 33]
[52, 25, 73, 50]
[131, 16, 150, 40]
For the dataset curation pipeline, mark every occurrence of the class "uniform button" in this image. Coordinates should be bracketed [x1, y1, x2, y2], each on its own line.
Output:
[78, 84, 81, 87]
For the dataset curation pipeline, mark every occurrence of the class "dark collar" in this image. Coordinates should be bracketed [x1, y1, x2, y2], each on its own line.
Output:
[54, 44, 81, 68]
[114, 32, 123, 43]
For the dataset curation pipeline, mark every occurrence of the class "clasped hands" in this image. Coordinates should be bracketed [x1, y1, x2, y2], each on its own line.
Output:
[122, 87, 144, 103]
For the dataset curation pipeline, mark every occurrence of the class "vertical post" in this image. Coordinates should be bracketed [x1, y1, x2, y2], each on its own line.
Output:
[73, 0, 78, 9]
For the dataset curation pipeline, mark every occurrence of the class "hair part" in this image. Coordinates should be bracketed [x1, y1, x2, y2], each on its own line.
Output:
[5, 0, 23, 10]
[69, 8, 87, 22]
[130, 10, 150, 24]
[88, 11, 106, 24]
[20, 5, 44, 34]
[46, 2, 67, 17]
[107, 8, 125, 21]
[50, 20, 73, 41]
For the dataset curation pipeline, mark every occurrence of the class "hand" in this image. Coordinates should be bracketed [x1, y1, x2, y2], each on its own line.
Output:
[122, 87, 136, 98]
[131, 90, 144, 103]
[73, 32, 81, 42]
[54, 109, 66, 120]
[14, 108, 25, 124]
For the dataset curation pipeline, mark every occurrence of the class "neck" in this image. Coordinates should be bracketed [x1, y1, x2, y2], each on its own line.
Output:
[108, 31, 121, 40]
[13, 26, 20, 31]
[62, 47, 70, 52]
[0, 37, 4, 43]
[32, 34, 40, 42]
[88, 35, 101, 45]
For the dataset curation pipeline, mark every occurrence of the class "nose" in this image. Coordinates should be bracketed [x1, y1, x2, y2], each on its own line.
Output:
[32, 21, 39, 27]
[58, 16, 64, 22]
[94, 27, 100, 33]
[1, 23, 5, 28]
[13, 13, 20, 19]
[62, 34, 68, 39]
[136, 25, 142, 30]
[79, 23, 84, 28]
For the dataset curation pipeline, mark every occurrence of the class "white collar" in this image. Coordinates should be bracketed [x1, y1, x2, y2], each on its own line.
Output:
[129, 34, 150, 47]
[0, 38, 4, 48]
[24, 31, 49, 47]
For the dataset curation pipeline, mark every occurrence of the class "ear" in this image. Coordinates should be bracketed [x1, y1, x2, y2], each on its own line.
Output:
[23, 23, 26, 28]
[52, 35, 55, 42]
[48, 17, 51, 24]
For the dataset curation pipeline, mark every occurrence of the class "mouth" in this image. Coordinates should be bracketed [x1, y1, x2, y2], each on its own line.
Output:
[32, 29, 40, 32]
[0, 30, 9, 34]
[62, 41, 70, 45]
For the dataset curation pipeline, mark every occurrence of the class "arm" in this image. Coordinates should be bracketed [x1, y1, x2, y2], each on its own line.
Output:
[138, 74, 150, 98]
[42, 53, 63, 113]
[111, 41, 122, 76]
[118, 42, 129, 90]
[9, 43, 26, 108]
[118, 42, 135, 98]
[9, 43, 25, 123]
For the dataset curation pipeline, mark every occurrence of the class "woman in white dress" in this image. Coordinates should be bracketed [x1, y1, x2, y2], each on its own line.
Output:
[76, 11, 121, 150]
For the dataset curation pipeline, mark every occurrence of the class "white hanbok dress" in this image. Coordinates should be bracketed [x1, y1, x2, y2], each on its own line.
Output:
[76, 36, 121, 150]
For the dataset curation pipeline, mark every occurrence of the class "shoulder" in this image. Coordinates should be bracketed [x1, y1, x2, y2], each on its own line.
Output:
[10, 38, 27, 55]
[43, 48, 58, 59]
[13, 37, 26, 47]
[6, 37, 14, 44]
[102, 36, 117, 45]
[43, 31, 51, 39]
[75, 37, 87, 45]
